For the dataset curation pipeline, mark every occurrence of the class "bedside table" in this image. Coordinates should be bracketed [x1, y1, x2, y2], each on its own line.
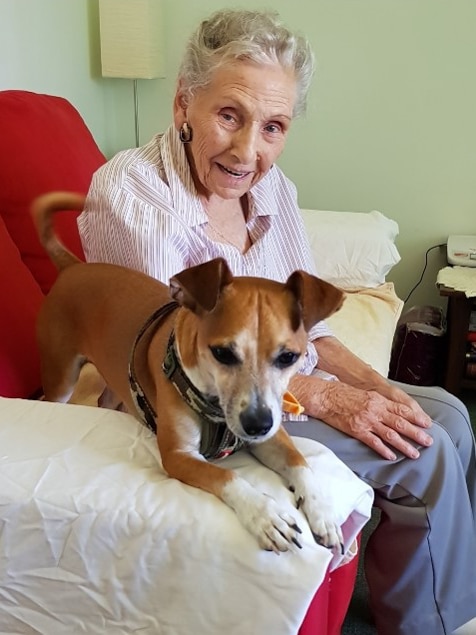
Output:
[438, 284, 476, 395]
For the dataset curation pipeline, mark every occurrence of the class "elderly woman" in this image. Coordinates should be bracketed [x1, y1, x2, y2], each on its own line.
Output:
[79, 9, 476, 635]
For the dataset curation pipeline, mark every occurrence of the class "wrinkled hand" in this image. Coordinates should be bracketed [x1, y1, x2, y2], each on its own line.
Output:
[319, 381, 433, 460]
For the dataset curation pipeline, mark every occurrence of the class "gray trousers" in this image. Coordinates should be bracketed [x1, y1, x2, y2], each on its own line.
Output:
[284, 382, 476, 635]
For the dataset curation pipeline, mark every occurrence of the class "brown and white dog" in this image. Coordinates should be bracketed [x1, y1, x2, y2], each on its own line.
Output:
[32, 192, 345, 554]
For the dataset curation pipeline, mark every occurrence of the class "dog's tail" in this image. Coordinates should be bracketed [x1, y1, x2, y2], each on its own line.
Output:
[31, 191, 86, 271]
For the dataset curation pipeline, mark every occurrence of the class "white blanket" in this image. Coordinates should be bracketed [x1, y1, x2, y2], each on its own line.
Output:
[437, 265, 476, 297]
[0, 398, 373, 635]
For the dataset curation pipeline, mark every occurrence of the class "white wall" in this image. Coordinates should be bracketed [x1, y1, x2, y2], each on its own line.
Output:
[2, 0, 476, 310]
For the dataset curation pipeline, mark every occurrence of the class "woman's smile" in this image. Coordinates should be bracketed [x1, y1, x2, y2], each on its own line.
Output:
[218, 163, 250, 178]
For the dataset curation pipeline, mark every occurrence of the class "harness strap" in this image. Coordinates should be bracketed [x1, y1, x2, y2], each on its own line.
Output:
[162, 335, 247, 459]
[129, 301, 247, 460]
[162, 333, 225, 423]
[128, 301, 179, 433]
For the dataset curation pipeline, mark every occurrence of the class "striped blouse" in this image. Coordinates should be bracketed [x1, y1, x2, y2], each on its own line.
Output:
[78, 124, 333, 375]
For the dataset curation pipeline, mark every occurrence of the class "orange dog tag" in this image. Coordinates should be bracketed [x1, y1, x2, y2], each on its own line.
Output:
[282, 391, 304, 415]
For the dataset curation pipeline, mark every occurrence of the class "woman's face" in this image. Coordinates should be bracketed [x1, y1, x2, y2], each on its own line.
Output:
[174, 60, 297, 201]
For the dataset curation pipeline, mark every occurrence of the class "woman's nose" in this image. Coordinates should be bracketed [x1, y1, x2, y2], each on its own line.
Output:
[231, 125, 260, 165]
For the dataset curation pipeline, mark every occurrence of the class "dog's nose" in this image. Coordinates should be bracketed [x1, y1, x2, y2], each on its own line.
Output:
[240, 403, 273, 437]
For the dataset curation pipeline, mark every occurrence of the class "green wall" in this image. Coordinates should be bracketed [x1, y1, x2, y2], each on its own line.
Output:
[2, 0, 475, 310]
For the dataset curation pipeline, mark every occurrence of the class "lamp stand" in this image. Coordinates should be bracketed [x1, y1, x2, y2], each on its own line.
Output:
[133, 78, 140, 148]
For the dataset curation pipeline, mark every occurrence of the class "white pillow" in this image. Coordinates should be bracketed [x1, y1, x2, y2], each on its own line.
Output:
[300, 209, 401, 289]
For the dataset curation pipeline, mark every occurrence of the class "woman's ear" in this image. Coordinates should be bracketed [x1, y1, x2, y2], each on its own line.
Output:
[173, 83, 188, 131]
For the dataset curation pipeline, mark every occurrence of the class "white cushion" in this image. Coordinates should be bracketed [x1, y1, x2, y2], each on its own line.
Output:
[0, 398, 373, 635]
[300, 209, 401, 289]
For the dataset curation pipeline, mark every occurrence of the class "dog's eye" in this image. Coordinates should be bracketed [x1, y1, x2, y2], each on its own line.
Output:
[209, 346, 240, 366]
[275, 351, 300, 369]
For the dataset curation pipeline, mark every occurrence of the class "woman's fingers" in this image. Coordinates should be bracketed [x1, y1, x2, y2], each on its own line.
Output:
[322, 384, 434, 460]
[386, 406, 434, 448]
[355, 419, 432, 461]
[380, 386, 433, 428]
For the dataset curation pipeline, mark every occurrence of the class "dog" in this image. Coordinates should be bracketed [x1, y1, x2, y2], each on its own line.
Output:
[32, 191, 345, 554]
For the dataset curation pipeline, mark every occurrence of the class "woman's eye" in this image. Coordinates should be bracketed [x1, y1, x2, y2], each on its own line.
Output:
[275, 351, 299, 369]
[209, 346, 239, 366]
[264, 123, 282, 134]
[221, 112, 236, 124]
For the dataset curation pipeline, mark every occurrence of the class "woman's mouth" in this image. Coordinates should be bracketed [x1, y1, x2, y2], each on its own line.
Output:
[218, 163, 251, 179]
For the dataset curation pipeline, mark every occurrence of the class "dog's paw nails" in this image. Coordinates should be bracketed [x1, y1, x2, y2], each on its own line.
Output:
[265, 546, 281, 556]
[309, 519, 344, 553]
[311, 531, 320, 544]
[296, 495, 304, 510]
[312, 532, 331, 548]
[257, 514, 303, 553]
[341, 542, 345, 555]
[244, 494, 305, 553]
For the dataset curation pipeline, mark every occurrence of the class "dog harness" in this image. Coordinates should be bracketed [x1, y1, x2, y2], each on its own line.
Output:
[128, 303, 246, 461]
[162, 333, 247, 460]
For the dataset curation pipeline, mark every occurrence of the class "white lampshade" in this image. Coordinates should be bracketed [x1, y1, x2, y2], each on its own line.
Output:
[99, 0, 164, 79]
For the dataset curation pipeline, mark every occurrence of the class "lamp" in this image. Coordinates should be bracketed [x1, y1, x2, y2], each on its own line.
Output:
[99, 0, 164, 147]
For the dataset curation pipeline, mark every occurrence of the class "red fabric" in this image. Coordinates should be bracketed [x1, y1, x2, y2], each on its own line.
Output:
[0, 90, 106, 294]
[298, 571, 330, 635]
[0, 215, 44, 397]
[299, 544, 360, 635]
[327, 547, 360, 635]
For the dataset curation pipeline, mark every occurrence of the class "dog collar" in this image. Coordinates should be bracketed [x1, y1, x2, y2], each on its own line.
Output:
[162, 334, 247, 460]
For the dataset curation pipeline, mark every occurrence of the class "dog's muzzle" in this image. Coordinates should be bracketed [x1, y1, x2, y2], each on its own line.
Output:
[239, 403, 273, 437]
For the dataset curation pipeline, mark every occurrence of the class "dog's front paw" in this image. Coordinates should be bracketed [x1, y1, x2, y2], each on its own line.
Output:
[252, 494, 304, 553]
[223, 479, 303, 553]
[290, 467, 344, 553]
[298, 495, 343, 553]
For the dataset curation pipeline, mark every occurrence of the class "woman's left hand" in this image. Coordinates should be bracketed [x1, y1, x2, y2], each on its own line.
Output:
[288, 336, 434, 460]
[320, 379, 433, 460]
[290, 373, 433, 460]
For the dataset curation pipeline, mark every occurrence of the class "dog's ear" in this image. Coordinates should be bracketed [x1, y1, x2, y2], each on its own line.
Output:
[285, 271, 345, 332]
[169, 258, 233, 313]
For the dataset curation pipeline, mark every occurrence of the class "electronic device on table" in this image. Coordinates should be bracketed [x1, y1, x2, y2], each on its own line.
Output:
[447, 235, 476, 267]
